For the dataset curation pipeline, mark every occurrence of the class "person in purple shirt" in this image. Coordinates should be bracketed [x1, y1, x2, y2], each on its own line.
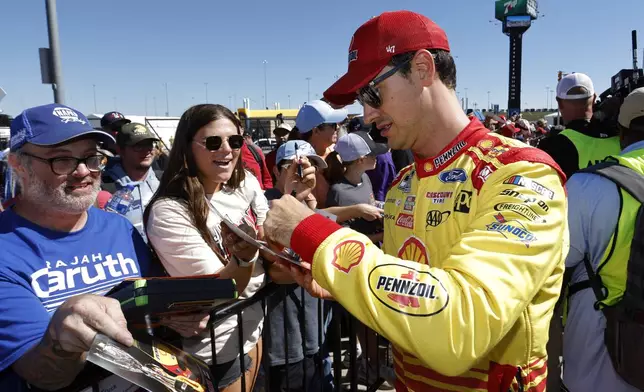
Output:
[347, 116, 396, 201]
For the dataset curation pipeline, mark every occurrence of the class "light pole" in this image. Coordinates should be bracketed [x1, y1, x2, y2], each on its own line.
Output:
[263, 60, 268, 109]
[305, 77, 312, 102]
[550, 89, 555, 111]
[205, 82, 209, 103]
[487, 91, 491, 110]
[545, 86, 549, 109]
[92, 84, 97, 112]
[288, 95, 291, 108]
[164, 83, 169, 116]
[45, 0, 65, 103]
[464, 88, 469, 111]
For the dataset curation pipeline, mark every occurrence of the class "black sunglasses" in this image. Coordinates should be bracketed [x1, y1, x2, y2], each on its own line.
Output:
[194, 135, 244, 151]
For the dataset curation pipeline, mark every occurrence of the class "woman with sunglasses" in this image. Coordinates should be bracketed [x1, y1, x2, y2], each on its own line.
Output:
[144, 104, 268, 392]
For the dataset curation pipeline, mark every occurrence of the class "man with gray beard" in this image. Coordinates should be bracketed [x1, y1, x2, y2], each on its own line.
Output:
[0, 104, 157, 392]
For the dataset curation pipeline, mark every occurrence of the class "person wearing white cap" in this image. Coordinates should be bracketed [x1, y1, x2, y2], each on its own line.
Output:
[295, 100, 348, 208]
[560, 87, 644, 391]
[539, 72, 621, 179]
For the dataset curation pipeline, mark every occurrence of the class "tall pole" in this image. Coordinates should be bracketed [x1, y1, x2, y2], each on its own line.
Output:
[263, 60, 268, 109]
[205, 82, 209, 103]
[288, 95, 291, 108]
[550, 90, 555, 111]
[306, 77, 312, 102]
[45, 0, 65, 103]
[545, 86, 549, 109]
[92, 84, 97, 112]
[487, 91, 491, 110]
[464, 88, 468, 111]
[164, 83, 169, 116]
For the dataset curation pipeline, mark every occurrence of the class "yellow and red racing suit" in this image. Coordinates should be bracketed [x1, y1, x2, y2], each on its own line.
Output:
[290, 119, 568, 391]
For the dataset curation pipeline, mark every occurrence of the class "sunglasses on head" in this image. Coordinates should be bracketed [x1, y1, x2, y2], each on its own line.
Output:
[194, 135, 244, 151]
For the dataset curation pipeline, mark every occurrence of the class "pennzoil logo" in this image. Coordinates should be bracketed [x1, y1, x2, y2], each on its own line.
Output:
[331, 240, 366, 273]
[397, 236, 429, 265]
[368, 264, 449, 317]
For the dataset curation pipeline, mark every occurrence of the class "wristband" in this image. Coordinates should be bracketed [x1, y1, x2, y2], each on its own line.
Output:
[233, 252, 258, 268]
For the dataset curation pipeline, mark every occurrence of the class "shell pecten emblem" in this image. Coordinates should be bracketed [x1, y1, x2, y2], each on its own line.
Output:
[397, 236, 430, 265]
[331, 240, 366, 273]
[368, 264, 449, 317]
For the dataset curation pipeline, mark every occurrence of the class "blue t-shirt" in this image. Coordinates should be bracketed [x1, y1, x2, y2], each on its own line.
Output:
[0, 206, 155, 391]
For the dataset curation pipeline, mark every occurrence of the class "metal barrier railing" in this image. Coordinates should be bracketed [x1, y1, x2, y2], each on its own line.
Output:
[209, 282, 393, 392]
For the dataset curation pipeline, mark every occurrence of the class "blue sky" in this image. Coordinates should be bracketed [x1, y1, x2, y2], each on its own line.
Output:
[1, 0, 642, 117]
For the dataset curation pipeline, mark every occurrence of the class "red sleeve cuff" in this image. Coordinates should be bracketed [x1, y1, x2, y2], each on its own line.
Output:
[290, 214, 342, 264]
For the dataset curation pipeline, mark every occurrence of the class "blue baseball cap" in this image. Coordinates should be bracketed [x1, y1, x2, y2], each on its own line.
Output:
[295, 100, 348, 134]
[10, 104, 115, 151]
[275, 140, 327, 169]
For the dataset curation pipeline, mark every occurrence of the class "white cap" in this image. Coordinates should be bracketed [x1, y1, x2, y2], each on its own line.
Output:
[556, 73, 595, 100]
[618, 87, 644, 128]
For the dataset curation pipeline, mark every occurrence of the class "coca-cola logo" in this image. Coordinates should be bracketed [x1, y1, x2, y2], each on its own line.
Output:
[395, 213, 414, 229]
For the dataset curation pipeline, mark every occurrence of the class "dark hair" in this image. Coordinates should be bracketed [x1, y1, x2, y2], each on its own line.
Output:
[144, 104, 245, 251]
[389, 49, 456, 90]
[0, 114, 11, 127]
[288, 126, 303, 141]
[324, 151, 357, 185]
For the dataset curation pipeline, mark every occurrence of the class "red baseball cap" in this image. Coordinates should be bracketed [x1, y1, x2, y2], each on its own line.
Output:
[323, 10, 450, 106]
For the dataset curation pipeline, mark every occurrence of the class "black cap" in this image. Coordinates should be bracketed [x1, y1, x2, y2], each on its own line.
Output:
[348, 116, 372, 133]
[101, 111, 131, 129]
[116, 123, 159, 146]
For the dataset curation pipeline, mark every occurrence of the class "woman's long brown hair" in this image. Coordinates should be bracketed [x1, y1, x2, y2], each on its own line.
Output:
[144, 104, 245, 251]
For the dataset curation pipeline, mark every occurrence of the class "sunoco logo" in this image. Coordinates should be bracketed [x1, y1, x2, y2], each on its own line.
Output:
[368, 264, 449, 317]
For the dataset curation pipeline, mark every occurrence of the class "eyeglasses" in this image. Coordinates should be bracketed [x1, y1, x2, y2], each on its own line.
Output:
[131, 140, 157, 152]
[193, 135, 244, 151]
[21, 152, 107, 175]
[356, 56, 416, 108]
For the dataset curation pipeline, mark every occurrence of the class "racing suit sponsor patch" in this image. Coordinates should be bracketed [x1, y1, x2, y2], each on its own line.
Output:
[494, 202, 544, 222]
[439, 169, 467, 183]
[425, 191, 453, 204]
[395, 213, 414, 229]
[397, 236, 429, 265]
[434, 140, 467, 168]
[403, 196, 416, 212]
[503, 175, 555, 200]
[331, 240, 366, 273]
[368, 264, 449, 317]
[498, 189, 550, 212]
[426, 210, 450, 228]
[453, 190, 472, 214]
[486, 213, 537, 247]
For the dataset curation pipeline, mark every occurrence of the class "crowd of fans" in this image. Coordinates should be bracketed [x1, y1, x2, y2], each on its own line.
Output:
[2, 9, 644, 392]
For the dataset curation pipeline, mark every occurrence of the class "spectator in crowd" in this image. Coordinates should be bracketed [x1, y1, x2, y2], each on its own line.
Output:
[539, 73, 621, 179]
[561, 87, 644, 391]
[241, 131, 273, 190]
[325, 132, 385, 244]
[145, 104, 267, 392]
[265, 122, 292, 180]
[262, 140, 326, 392]
[102, 122, 161, 241]
[295, 100, 348, 208]
[348, 116, 397, 201]
[0, 104, 156, 392]
[264, 10, 567, 391]
[100, 111, 130, 154]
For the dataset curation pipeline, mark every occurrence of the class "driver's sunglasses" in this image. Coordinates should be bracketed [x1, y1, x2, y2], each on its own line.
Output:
[20, 152, 107, 176]
[356, 55, 422, 108]
[194, 135, 244, 151]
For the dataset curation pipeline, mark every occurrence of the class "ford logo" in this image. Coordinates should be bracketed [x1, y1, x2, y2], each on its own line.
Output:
[438, 169, 467, 183]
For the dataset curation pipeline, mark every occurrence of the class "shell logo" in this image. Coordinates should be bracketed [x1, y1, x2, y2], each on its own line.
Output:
[397, 236, 430, 265]
[424, 161, 433, 172]
[477, 139, 495, 150]
[331, 240, 366, 273]
[368, 264, 449, 317]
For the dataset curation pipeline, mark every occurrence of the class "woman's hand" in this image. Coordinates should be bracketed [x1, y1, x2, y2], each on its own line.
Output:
[221, 221, 259, 264]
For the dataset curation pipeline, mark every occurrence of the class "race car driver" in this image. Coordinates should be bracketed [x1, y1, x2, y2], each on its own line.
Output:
[264, 10, 568, 392]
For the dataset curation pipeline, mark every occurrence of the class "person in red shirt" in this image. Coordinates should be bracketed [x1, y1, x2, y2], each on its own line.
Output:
[241, 133, 273, 190]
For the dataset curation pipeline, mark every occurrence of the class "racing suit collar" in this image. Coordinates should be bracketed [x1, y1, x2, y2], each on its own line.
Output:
[414, 118, 489, 178]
